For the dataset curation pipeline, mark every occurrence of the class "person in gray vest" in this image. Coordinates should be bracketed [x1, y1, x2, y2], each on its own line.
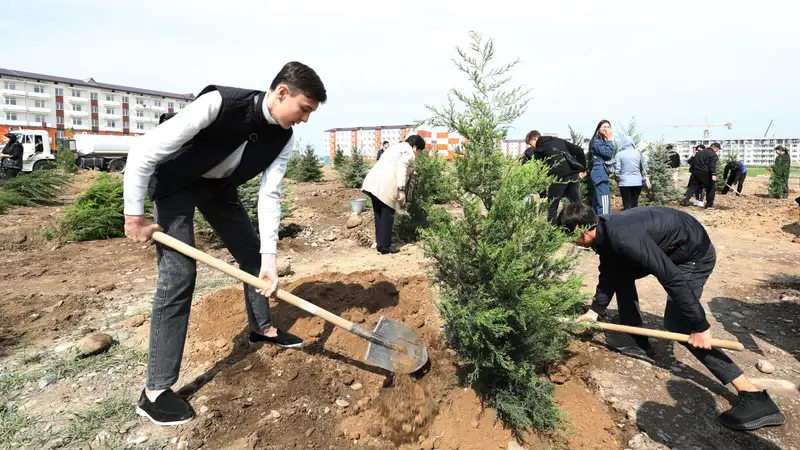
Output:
[123, 62, 326, 425]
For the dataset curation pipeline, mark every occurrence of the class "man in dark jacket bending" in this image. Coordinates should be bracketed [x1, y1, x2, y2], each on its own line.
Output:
[682, 143, 719, 208]
[558, 203, 785, 431]
[521, 130, 586, 224]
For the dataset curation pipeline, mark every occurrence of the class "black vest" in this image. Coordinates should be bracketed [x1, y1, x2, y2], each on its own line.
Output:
[147, 85, 293, 200]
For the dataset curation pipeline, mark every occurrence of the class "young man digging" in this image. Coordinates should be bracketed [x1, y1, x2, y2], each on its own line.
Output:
[123, 62, 326, 425]
[558, 203, 785, 431]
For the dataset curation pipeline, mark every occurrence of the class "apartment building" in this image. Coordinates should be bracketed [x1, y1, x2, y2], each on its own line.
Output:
[0, 68, 194, 145]
[676, 137, 800, 166]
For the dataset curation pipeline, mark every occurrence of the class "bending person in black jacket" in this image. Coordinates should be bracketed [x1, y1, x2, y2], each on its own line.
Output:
[521, 130, 586, 224]
[682, 143, 719, 208]
[558, 203, 785, 432]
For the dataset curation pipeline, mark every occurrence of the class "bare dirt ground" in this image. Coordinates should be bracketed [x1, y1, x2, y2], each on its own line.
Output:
[0, 168, 798, 450]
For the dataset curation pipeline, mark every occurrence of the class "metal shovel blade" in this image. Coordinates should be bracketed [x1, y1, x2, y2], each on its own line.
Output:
[364, 316, 429, 374]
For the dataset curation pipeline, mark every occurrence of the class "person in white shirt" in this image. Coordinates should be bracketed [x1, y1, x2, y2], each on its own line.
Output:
[122, 62, 326, 426]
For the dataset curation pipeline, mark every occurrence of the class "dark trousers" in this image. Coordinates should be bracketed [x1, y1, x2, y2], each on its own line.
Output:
[619, 186, 642, 210]
[546, 179, 581, 224]
[687, 173, 704, 201]
[611, 246, 743, 385]
[684, 171, 715, 207]
[367, 193, 395, 249]
[147, 180, 272, 390]
[2, 167, 20, 178]
[722, 173, 746, 195]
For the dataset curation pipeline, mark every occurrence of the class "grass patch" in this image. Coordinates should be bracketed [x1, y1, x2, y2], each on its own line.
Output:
[0, 170, 72, 214]
[57, 395, 135, 446]
[0, 405, 37, 447]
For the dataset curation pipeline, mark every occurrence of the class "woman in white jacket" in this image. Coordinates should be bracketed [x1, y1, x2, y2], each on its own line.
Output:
[361, 135, 426, 254]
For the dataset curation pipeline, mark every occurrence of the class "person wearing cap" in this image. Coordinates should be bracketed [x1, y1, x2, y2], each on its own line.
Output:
[682, 143, 719, 209]
[0, 133, 24, 178]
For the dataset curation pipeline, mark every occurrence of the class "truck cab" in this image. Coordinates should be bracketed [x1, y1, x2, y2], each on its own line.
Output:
[5, 129, 56, 172]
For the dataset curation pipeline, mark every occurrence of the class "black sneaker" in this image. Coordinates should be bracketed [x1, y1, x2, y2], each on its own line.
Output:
[136, 389, 195, 426]
[718, 390, 785, 431]
[249, 329, 303, 348]
[634, 337, 657, 359]
[377, 246, 400, 254]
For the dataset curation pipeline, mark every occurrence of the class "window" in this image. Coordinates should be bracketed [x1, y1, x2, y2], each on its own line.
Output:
[57, 130, 64, 139]
[136, 110, 144, 117]
[33, 85, 45, 93]
[72, 89, 81, 97]
[178, 103, 185, 109]
[122, 96, 129, 103]
[92, 119, 99, 126]
[137, 123, 144, 130]
[154, 100, 161, 107]
[153, 112, 159, 119]
[122, 109, 129, 116]
[4, 82, 16, 90]
[123, 121, 129, 129]
[35, 115, 45, 123]
[34, 100, 45, 108]
[136, 98, 145, 105]
[6, 113, 17, 121]
[107, 121, 116, 128]
[55, 88, 63, 96]
[57, 116, 64, 125]
[4, 97, 16, 105]
[106, 108, 115, 115]
[168, 102, 174, 108]
[91, 105, 98, 113]
[106, 94, 114, 101]
[72, 104, 82, 111]
[73, 118, 83, 126]
[91, 92, 98, 100]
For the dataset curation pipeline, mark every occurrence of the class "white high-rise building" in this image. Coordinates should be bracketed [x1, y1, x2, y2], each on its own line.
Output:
[0, 68, 195, 147]
[676, 137, 800, 166]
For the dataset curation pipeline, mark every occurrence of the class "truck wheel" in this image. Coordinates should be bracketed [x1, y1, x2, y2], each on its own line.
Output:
[108, 159, 126, 173]
[33, 160, 56, 171]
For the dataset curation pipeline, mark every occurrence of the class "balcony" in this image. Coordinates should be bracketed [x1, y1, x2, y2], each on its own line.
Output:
[71, 124, 91, 131]
[28, 106, 52, 114]
[0, 89, 26, 98]
[1, 119, 27, 127]
[102, 99, 121, 106]
[101, 113, 121, 119]
[132, 103, 146, 109]
[67, 96, 89, 104]
[0, 103, 27, 112]
[27, 91, 51, 99]
[99, 125, 123, 132]
[66, 110, 89, 117]
[150, 105, 166, 111]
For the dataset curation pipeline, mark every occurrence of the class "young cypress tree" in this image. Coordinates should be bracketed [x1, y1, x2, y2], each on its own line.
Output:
[643, 141, 681, 206]
[339, 146, 369, 189]
[768, 148, 791, 198]
[421, 31, 585, 435]
[333, 147, 345, 170]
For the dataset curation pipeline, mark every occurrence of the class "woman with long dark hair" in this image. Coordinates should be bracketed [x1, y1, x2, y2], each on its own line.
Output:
[588, 120, 614, 215]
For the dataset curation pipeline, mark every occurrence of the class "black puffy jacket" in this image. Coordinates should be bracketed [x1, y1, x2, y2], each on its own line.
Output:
[591, 206, 713, 332]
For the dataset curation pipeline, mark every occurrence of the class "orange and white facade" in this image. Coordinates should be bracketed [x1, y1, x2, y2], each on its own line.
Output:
[0, 68, 194, 148]
[324, 124, 546, 161]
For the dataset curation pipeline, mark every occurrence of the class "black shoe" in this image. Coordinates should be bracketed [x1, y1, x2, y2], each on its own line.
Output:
[248, 329, 303, 348]
[718, 390, 785, 431]
[136, 389, 195, 426]
[634, 337, 657, 359]
[377, 246, 400, 254]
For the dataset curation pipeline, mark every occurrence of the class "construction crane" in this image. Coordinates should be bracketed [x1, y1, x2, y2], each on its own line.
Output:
[764, 119, 774, 137]
[668, 117, 733, 139]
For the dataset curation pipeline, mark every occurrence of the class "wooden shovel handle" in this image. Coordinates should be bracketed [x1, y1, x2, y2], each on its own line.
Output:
[593, 322, 745, 351]
[151, 231, 355, 331]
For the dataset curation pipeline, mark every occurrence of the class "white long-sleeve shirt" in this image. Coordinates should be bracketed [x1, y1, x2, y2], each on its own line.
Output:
[122, 90, 294, 254]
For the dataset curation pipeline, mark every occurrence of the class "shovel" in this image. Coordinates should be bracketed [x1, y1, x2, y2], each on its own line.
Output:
[151, 231, 429, 374]
[564, 319, 744, 351]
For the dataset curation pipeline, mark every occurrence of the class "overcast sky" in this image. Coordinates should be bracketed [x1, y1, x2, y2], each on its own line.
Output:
[2, 0, 798, 152]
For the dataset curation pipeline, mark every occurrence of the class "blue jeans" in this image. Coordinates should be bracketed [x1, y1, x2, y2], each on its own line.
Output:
[146, 179, 272, 390]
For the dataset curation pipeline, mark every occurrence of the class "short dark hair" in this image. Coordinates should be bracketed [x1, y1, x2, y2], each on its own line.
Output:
[525, 130, 541, 145]
[557, 203, 598, 233]
[270, 61, 327, 103]
[406, 135, 426, 151]
[382, 141, 389, 145]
